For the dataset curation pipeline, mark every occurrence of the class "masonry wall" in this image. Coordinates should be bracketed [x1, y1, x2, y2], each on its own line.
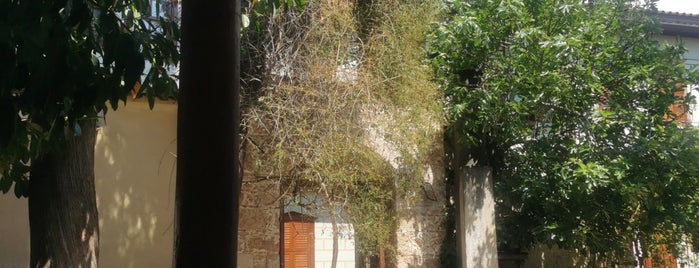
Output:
[237, 136, 282, 268]
[394, 142, 447, 268]
[237, 178, 281, 268]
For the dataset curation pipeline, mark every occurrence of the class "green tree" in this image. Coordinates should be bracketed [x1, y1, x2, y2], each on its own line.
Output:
[431, 0, 699, 262]
[0, 0, 178, 266]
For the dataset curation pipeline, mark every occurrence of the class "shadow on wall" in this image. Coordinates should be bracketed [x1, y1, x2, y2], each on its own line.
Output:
[0, 100, 177, 268]
[94, 100, 177, 268]
[460, 167, 498, 268]
[0, 192, 30, 267]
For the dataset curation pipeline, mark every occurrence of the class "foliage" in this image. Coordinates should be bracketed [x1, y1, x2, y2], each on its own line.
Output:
[0, 0, 179, 197]
[431, 0, 699, 259]
[242, 0, 306, 29]
[241, 0, 443, 258]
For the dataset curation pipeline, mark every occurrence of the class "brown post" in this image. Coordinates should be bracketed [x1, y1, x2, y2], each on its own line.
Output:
[174, 0, 241, 267]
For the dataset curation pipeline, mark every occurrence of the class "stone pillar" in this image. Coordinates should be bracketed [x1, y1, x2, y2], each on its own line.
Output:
[458, 167, 498, 268]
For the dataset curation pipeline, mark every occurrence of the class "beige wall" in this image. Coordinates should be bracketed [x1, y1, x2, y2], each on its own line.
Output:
[0, 192, 29, 267]
[0, 100, 177, 268]
[95, 100, 177, 268]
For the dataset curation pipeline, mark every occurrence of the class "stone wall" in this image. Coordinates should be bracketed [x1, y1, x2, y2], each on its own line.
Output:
[237, 143, 281, 268]
[238, 138, 447, 268]
[394, 141, 447, 268]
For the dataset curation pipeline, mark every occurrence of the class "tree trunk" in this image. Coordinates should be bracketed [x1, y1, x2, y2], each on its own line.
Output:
[330, 207, 339, 268]
[174, 0, 241, 267]
[379, 246, 385, 268]
[28, 119, 99, 268]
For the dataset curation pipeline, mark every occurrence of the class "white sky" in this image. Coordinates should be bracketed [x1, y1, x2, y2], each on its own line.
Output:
[657, 0, 699, 14]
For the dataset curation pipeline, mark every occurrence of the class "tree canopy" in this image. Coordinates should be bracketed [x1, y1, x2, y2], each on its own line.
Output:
[0, 0, 179, 265]
[431, 0, 699, 261]
[0, 0, 179, 197]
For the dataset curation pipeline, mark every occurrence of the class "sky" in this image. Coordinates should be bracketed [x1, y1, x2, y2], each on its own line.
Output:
[657, 0, 699, 14]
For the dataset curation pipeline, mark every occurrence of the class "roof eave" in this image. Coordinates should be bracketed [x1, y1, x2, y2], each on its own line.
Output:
[661, 24, 699, 38]
[654, 11, 699, 37]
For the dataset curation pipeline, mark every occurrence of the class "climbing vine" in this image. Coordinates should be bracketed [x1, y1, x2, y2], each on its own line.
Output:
[241, 0, 443, 261]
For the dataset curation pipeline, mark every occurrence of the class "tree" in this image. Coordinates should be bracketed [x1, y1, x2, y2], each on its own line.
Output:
[431, 0, 699, 262]
[241, 0, 443, 266]
[0, 0, 178, 266]
[173, 0, 240, 267]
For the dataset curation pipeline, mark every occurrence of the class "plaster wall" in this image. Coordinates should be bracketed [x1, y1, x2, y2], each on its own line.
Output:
[94, 99, 178, 268]
[656, 35, 699, 67]
[0, 192, 29, 267]
[0, 100, 178, 268]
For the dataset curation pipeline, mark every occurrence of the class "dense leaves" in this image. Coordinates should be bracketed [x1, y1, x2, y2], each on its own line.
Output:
[0, 0, 179, 197]
[431, 0, 699, 259]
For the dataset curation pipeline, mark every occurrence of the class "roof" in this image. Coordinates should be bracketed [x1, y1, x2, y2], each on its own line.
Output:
[654, 10, 699, 38]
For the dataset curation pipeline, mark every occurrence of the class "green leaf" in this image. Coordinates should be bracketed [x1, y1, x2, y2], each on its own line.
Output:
[13, 179, 27, 198]
[0, 97, 15, 150]
[0, 175, 11, 194]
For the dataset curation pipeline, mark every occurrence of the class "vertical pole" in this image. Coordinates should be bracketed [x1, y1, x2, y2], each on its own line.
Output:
[175, 0, 241, 267]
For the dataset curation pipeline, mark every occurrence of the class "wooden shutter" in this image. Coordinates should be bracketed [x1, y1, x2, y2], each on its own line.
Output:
[642, 245, 678, 268]
[669, 85, 688, 123]
[281, 212, 314, 268]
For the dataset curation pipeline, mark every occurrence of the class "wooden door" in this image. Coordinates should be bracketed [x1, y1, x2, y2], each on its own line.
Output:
[281, 212, 314, 268]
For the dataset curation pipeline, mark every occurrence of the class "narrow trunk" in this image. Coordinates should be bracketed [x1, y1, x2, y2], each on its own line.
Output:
[330, 208, 339, 268]
[28, 120, 99, 268]
[379, 246, 385, 268]
[174, 0, 241, 267]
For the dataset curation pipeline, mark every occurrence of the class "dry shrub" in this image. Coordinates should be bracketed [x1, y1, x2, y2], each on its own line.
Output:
[242, 0, 444, 258]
